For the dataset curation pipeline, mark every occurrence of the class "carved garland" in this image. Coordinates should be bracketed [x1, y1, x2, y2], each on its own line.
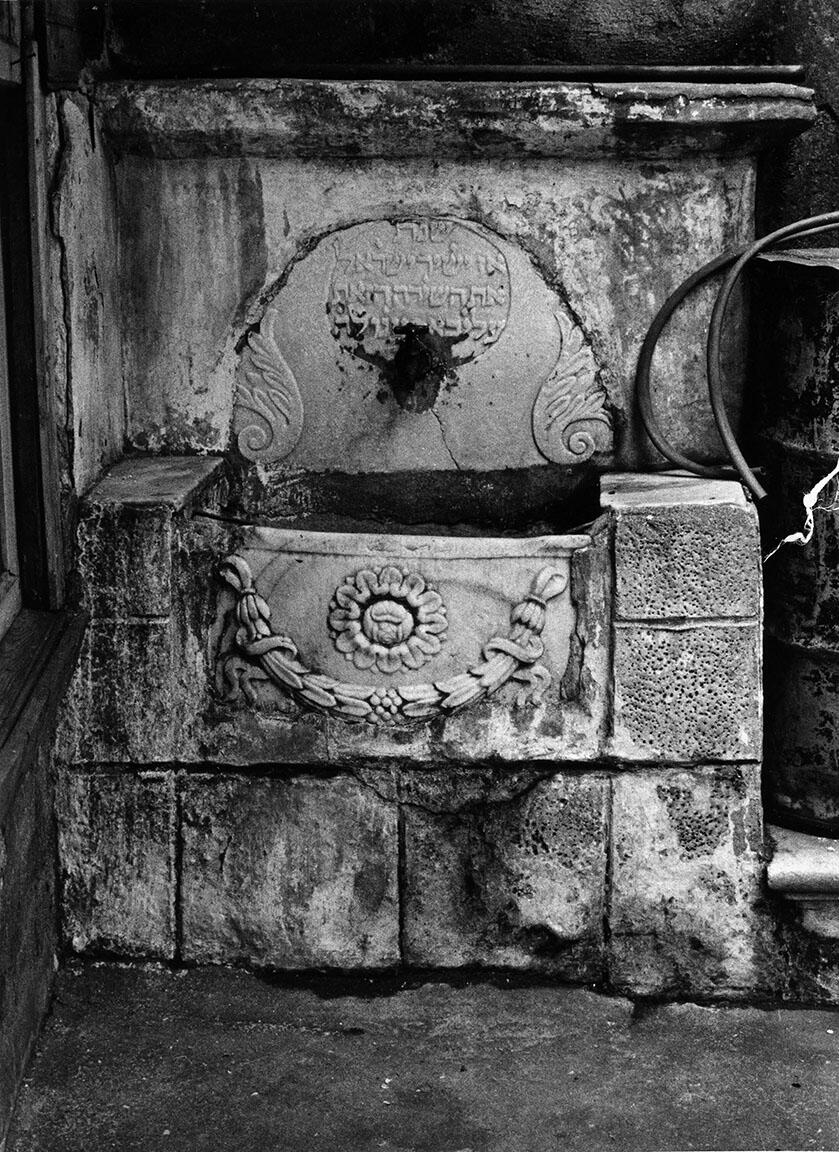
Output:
[216, 555, 567, 724]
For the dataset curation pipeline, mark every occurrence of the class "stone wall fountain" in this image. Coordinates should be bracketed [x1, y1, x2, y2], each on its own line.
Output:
[55, 75, 818, 995]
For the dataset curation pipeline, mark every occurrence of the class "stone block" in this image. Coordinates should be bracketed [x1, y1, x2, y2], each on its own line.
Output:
[611, 622, 761, 762]
[67, 619, 175, 763]
[56, 770, 176, 959]
[46, 94, 123, 494]
[402, 773, 608, 974]
[77, 503, 173, 619]
[613, 503, 760, 620]
[180, 774, 399, 969]
[609, 765, 774, 997]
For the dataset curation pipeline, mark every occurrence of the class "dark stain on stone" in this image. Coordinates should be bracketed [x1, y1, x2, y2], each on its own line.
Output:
[352, 852, 389, 915]
[234, 160, 267, 330]
[384, 324, 461, 412]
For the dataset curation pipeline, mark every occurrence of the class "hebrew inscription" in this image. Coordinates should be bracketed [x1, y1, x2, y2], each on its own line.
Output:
[229, 216, 612, 473]
[327, 219, 511, 364]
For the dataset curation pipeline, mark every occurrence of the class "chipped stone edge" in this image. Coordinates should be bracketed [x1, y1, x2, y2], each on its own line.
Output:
[767, 824, 839, 939]
[92, 79, 816, 159]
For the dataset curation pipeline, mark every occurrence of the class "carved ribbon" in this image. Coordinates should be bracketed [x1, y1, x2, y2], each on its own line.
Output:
[216, 556, 567, 724]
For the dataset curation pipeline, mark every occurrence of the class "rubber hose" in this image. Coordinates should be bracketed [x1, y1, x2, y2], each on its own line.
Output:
[707, 212, 839, 501]
[636, 212, 839, 498]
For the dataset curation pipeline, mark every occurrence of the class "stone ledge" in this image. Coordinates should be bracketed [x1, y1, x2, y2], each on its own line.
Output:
[601, 472, 750, 511]
[768, 824, 839, 939]
[82, 454, 226, 511]
[95, 79, 815, 159]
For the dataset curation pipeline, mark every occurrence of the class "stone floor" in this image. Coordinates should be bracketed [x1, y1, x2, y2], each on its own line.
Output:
[8, 964, 839, 1152]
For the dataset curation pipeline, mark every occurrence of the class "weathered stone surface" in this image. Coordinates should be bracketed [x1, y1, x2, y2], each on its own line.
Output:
[212, 526, 584, 716]
[233, 218, 609, 474]
[755, 264, 839, 455]
[190, 511, 611, 764]
[97, 80, 814, 159]
[180, 774, 399, 968]
[95, 82, 814, 484]
[64, 619, 175, 763]
[601, 472, 753, 509]
[45, 93, 123, 496]
[56, 769, 176, 959]
[75, 456, 227, 621]
[609, 764, 774, 996]
[612, 503, 760, 620]
[768, 825, 839, 896]
[85, 454, 227, 510]
[611, 622, 761, 762]
[63, 460, 611, 767]
[402, 773, 608, 974]
[77, 505, 173, 619]
[59, 458, 229, 765]
[763, 636, 839, 823]
[0, 754, 57, 1139]
[102, 0, 781, 75]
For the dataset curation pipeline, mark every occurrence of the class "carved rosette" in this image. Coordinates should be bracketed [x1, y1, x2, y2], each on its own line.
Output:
[233, 309, 304, 463]
[532, 311, 612, 465]
[215, 555, 567, 725]
[328, 566, 447, 674]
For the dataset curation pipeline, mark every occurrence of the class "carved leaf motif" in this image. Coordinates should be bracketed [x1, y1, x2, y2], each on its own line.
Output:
[234, 312, 304, 463]
[532, 311, 612, 466]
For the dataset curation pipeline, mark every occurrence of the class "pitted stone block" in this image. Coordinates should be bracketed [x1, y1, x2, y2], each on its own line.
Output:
[57, 770, 176, 959]
[180, 774, 399, 969]
[609, 764, 774, 997]
[611, 622, 761, 762]
[613, 503, 760, 620]
[402, 773, 608, 974]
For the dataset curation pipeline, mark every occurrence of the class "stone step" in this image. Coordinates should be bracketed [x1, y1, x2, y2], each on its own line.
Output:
[768, 824, 839, 938]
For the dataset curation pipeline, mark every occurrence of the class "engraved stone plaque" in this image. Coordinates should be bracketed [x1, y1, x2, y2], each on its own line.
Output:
[327, 218, 511, 365]
[232, 217, 611, 474]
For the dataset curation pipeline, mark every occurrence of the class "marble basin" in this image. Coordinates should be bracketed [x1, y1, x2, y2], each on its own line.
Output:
[210, 527, 589, 726]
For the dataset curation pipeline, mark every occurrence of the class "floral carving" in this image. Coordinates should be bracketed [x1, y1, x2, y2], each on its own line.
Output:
[328, 566, 447, 675]
[532, 311, 612, 465]
[233, 310, 304, 463]
[216, 556, 567, 725]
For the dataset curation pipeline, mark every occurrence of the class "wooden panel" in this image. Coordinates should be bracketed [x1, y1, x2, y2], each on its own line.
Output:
[0, 40, 65, 610]
[0, 609, 86, 814]
[0, 0, 20, 86]
[0, 186, 20, 640]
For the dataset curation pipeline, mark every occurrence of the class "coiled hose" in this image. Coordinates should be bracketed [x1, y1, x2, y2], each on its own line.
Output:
[636, 210, 839, 838]
[635, 210, 839, 502]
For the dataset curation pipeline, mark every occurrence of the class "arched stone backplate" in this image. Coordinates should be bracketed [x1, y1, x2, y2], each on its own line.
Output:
[231, 217, 612, 473]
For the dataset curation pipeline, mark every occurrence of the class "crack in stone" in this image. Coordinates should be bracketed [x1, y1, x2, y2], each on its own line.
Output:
[429, 404, 461, 471]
